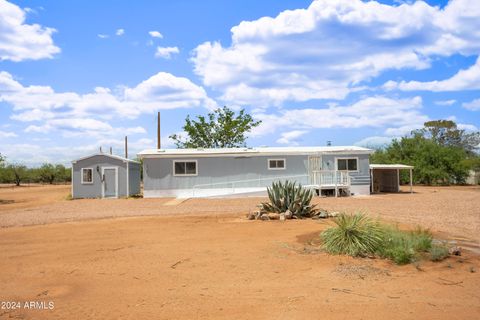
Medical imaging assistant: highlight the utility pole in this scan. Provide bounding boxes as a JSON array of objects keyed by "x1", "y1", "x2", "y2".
[
  {"x1": 157, "y1": 111, "x2": 161, "y2": 149},
  {"x1": 125, "y1": 136, "x2": 128, "y2": 158}
]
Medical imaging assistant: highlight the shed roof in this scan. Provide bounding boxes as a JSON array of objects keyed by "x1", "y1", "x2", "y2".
[
  {"x1": 138, "y1": 146, "x2": 373, "y2": 158},
  {"x1": 370, "y1": 164, "x2": 414, "y2": 170},
  {"x1": 72, "y1": 153, "x2": 140, "y2": 164}
]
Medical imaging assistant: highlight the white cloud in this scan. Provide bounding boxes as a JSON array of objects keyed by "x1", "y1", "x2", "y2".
[
  {"x1": 0, "y1": 71, "x2": 216, "y2": 136},
  {"x1": 354, "y1": 136, "x2": 394, "y2": 148},
  {"x1": 0, "y1": 137, "x2": 158, "y2": 165},
  {"x1": 276, "y1": 130, "x2": 308, "y2": 145},
  {"x1": 0, "y1": 130, "x2": 17, "y2": 138},
  {"x1": 384, "y1": 125, "x2": 421, "y2": 136},
  {"x1": 149, "y1": 31, "x2": 163, "y2": 38},
  {"x1": 384, "y1": 57, "x2": 480, "y2": 92},
  {"x1": 116, "y1": 28, "x2": 124, "y2": 36},
  {"x1": 0, "y1": 0, "x2": 60, "y2": 61},
  {"x1": 252, "y1": 96, "x2": 427, "y2": 137},
  {"x1": 435, "y1": 99, "x2": 456, "y2": 106},
  {"x1": 155, "y1": 46, "x2": 179, "y2": 59},
  {"x1": 97, "y1": 34, "x2": 109, "y2": 39},
  {"x1": 458, "y1": 123, "x2": 478, "y2": 131},
  {"x1": 192, "y1": 0, "x2": 480, "y2": 106},
  {"x1": 462, "y1": 98, "x2": 480, "y2": 111}
]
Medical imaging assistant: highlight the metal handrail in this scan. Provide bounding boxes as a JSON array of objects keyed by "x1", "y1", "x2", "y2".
[
  {"x1": 192, "y1": 174, "x2": 309, "y2": 196},
  {"x1": 191, "y1": 171, "x2": 360, "y2": 197}
]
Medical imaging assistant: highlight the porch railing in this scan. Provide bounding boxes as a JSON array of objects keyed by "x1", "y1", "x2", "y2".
[{"x1": 310, "y1": 170, "x2": 351, "y2": 187}]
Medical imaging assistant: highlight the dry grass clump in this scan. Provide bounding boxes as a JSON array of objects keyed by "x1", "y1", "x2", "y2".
[{"x1": 321, "y1": 213, "x2": 449, "y2": 265}]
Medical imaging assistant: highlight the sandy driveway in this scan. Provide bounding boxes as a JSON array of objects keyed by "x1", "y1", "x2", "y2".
[
  {"x1": 1, "y1": 185, "x2": 479, "y2": 243},
  {"x1": 1, "y1": 185, "x2": 479, "y2": 319}
]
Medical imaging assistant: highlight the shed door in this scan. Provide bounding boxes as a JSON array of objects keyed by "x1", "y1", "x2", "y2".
[{"x1": 103, "y1": 168, "x2": 117, "y2": 198}]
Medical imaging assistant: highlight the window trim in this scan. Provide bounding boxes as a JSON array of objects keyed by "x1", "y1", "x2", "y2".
[
  {"x1": 335, "y1": 157, "x2": 359, "y2": 172},
  {"x1": 81, "y1": 167, "x2": 94, "y2": 184},
  {"x1": 173, "y1": 160, "x2": 198, "y2": 176},
  {"x1": 268, "y1": 158, "x2": 286, "y2": 170}
]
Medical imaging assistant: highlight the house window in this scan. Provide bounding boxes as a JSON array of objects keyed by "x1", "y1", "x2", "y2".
[
  {"x1": 337, "y1": 158, "x2": 358, "y2": 171},
  {"x1": 173, "y1": 160, "x2": 198, "y2": 176},
  {"x1": 268, "y1": 159, "x2": 286, "y2": 170},
  {"x1": 81, "y1": 168, "x2": 93, "y2": 184}
]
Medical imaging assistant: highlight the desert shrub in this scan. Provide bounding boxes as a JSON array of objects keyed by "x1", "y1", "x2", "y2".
[
  {"x1": 377, "y1": 229, "x2": 415, "y2": 265},
  {"x1": 410, "y1": 227, "x2": 433, "y2": 252},
  {"x1": 321, "y1": 213, "x2": 384, "y2": 257},
  {"x1": 429, "y1": 245, "x2": 449, "y2": 261},
  {"x1": 321, "y1": 214, "x2": 435, "y2": 265},
  {"x1": 377, "y1": 226, "x2": 433, "y2": 265},
  {"x1": 261, "y1": 180, "x2": 317, "y2": 218}
]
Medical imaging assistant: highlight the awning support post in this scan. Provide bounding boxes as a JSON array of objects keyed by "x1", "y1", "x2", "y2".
[{"x1": 409, "y1": 168, "x2": 413, "y2": 194}]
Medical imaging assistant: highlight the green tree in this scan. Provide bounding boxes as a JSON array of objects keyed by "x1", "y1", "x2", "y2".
[
  {"x1": 169, "y1": 106, "x2": 261, "y2": 148},
  {"x1": 37, "y1": 164, "x2": 71, "y2": 184},
  {"x1": 414, "y1": 120, "x2": 480, "y2": 155},
  {"x1": 4, "y1": 164, "x2": 28, "y2": 186},
  {"x1": 56, "y1": 165, "x2": 72, "y2": 183},
  {"x1": 38, "y1": 163, "x2": 57, "y2": 184},
  {"x1": 0, "y1": 154, "x2": 5, "y2": 183},
  {"x1": 370, "y1": 134, "x2": 469, "y2": 185}
]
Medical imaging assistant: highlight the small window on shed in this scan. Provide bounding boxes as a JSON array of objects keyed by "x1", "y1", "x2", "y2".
[
  {"x1": 81, "y1": 168, "x2": 93, "y2": 184},
  {"x1": 268, "y1": 159, "x2": 286, "y2": 170},
  {"x1": 337, "y1": 158, "x2": 358, "y2": 171},
  {"x1": 173, "y1": 160, "x2": 197, "y2": 176}
]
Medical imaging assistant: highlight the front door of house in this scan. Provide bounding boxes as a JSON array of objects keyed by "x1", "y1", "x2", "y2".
[
  {"x1": 103, "y1": 168, "x2": 117, "y2": 198},
  {"x1": 308, "y1": 156, "x2": 322, "y2": 184}
]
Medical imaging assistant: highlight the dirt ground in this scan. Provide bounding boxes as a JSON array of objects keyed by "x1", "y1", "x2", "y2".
[
  {"x1": 0, "y1": 184, "x2": 69, "y2": 211},
  {"x1": 0, "y1": 185, "x2": 479, "y2": 319}
]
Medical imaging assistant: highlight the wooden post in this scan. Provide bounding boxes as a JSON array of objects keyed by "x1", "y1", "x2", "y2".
[
  {"x1": 409, "y1": 168, "x2": 413, "y2": 194},
  {"x1": 334, "y1": 171, "x2": 338, "y2": 197},
  {"x1": 370, "y1": 169, "x2": 373, "y2": 194},
  {"x1": 109, "y1": 147, "x2": 112, "y2": 155},
  {"x1": 397, "y1": 169, "x2": 400, "y2": 192},
  {"x1": 157, "y1": 111, "x2": 161, "y2": 149},
  {"x1": 125, "y1": 136, "x2": 128, "y2": 158}
]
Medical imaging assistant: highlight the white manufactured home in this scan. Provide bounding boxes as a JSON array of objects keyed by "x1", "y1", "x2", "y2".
[{"x1": 138, "y1": 146, "x2": 374, "y2": 198}]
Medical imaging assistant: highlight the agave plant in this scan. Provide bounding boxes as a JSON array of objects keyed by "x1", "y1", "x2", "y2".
[{"x1": 261, "y1": 180, "x2": 317, "y2": 218}]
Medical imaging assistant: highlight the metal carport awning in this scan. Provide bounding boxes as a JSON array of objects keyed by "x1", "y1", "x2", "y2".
[{"x1": 369, "y1": 164, "x2": 414, "y2": 194}]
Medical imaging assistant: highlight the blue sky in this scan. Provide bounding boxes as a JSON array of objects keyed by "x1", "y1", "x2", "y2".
[{"x1": 0, "y1": 0, "x2": 479, "y2": 165}]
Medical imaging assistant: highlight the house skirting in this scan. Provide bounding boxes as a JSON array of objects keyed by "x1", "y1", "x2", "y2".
[
  {"x1": 350, "y1": 185, "x2": 370, "y2": 196},
  {"x1": 144, "y1": 184, "x2": 371, "y2": 198}
]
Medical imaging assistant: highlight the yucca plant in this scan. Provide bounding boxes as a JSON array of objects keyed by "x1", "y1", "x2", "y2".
[
  {"x1": 321, "y1": 213, "x2": 384, "y2": 257},
  {"x1": 260, "y1": 180, "x2": 317, "y2": 218}
]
